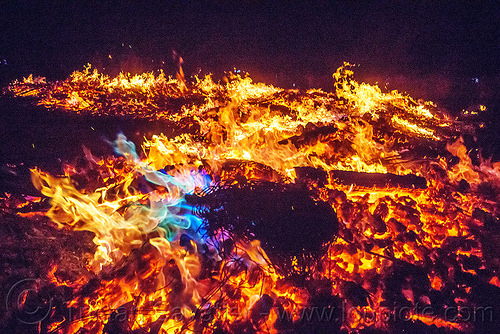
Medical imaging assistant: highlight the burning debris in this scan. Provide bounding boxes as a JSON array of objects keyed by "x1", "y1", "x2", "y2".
[{"x1": 1, "y1": 63, "x2": 500, "y2": 333}]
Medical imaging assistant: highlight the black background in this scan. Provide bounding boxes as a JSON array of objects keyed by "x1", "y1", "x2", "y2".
[
  {"x1": 0, "y1": 0, "x2": 499, "y2": 192},
  {"x1": 1, "y1": 1, "x2": 499, "y2": 104}
]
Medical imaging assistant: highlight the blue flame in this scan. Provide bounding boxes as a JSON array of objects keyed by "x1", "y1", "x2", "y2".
[{"x1": 113, "y1": 134, "x2": 211, "y2": 242}]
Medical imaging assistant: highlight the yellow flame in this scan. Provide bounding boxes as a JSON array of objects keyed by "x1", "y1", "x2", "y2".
[{"x1": 10, "y1": 63, "x2": 499, "y2": 332}]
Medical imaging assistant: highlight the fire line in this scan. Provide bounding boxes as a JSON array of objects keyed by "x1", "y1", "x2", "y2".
[{"x1": 2, "y1": 63, "x2": 500, "y2": 333}]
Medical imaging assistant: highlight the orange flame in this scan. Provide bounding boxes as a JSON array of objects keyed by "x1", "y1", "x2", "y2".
[{"x1": 8, "y1": 63, "x2": 499, "y2": 333}]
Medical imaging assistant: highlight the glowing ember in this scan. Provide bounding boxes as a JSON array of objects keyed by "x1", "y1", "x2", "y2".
[{"x1": 3, "y1": 63, "x2": 500, "y2": 333}]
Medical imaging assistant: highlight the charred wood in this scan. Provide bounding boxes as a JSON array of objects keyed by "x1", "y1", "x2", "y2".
[
  {"x1": 329, "y1": 170, "x2": 427, "y2": 189},
  {"x1": 278, "y1": 123, "x2": 338, "y2": 148}
]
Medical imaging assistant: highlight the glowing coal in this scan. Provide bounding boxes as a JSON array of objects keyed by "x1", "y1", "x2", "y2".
[{"x1": 3, "y1": 63, "x2": 500, "y2": 333}]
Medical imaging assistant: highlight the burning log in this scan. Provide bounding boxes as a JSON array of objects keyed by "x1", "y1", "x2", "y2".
[
  {"x1": 210, "y1": 159, "x2": 287, "y2": 184},
  {"x1": 278, "y1": 123, "x2": 338, "y2": 148},
  {"x1": 294, "y1": 166, "x2": 329, "y2": 186},
  {"x1": 328, "y1": 169, "x2": 427, "y2": 189},
  {"x1": 295, "y1": 166, "x2": 427, "y2": 189}
]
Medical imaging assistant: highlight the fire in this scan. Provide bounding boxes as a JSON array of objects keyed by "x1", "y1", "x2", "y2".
[{"x1": 5, "y1": 63, "x2": 500, "y2": 333}]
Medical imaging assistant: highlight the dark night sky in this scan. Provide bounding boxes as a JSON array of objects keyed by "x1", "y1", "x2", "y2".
[{"x1": 0, "y1": 1, "x2": 499, "y2": 109}]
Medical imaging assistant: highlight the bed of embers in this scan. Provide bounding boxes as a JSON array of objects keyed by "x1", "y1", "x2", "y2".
[{"x1": 1, "y1": 63, "x2": 500, "y2": 333}]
